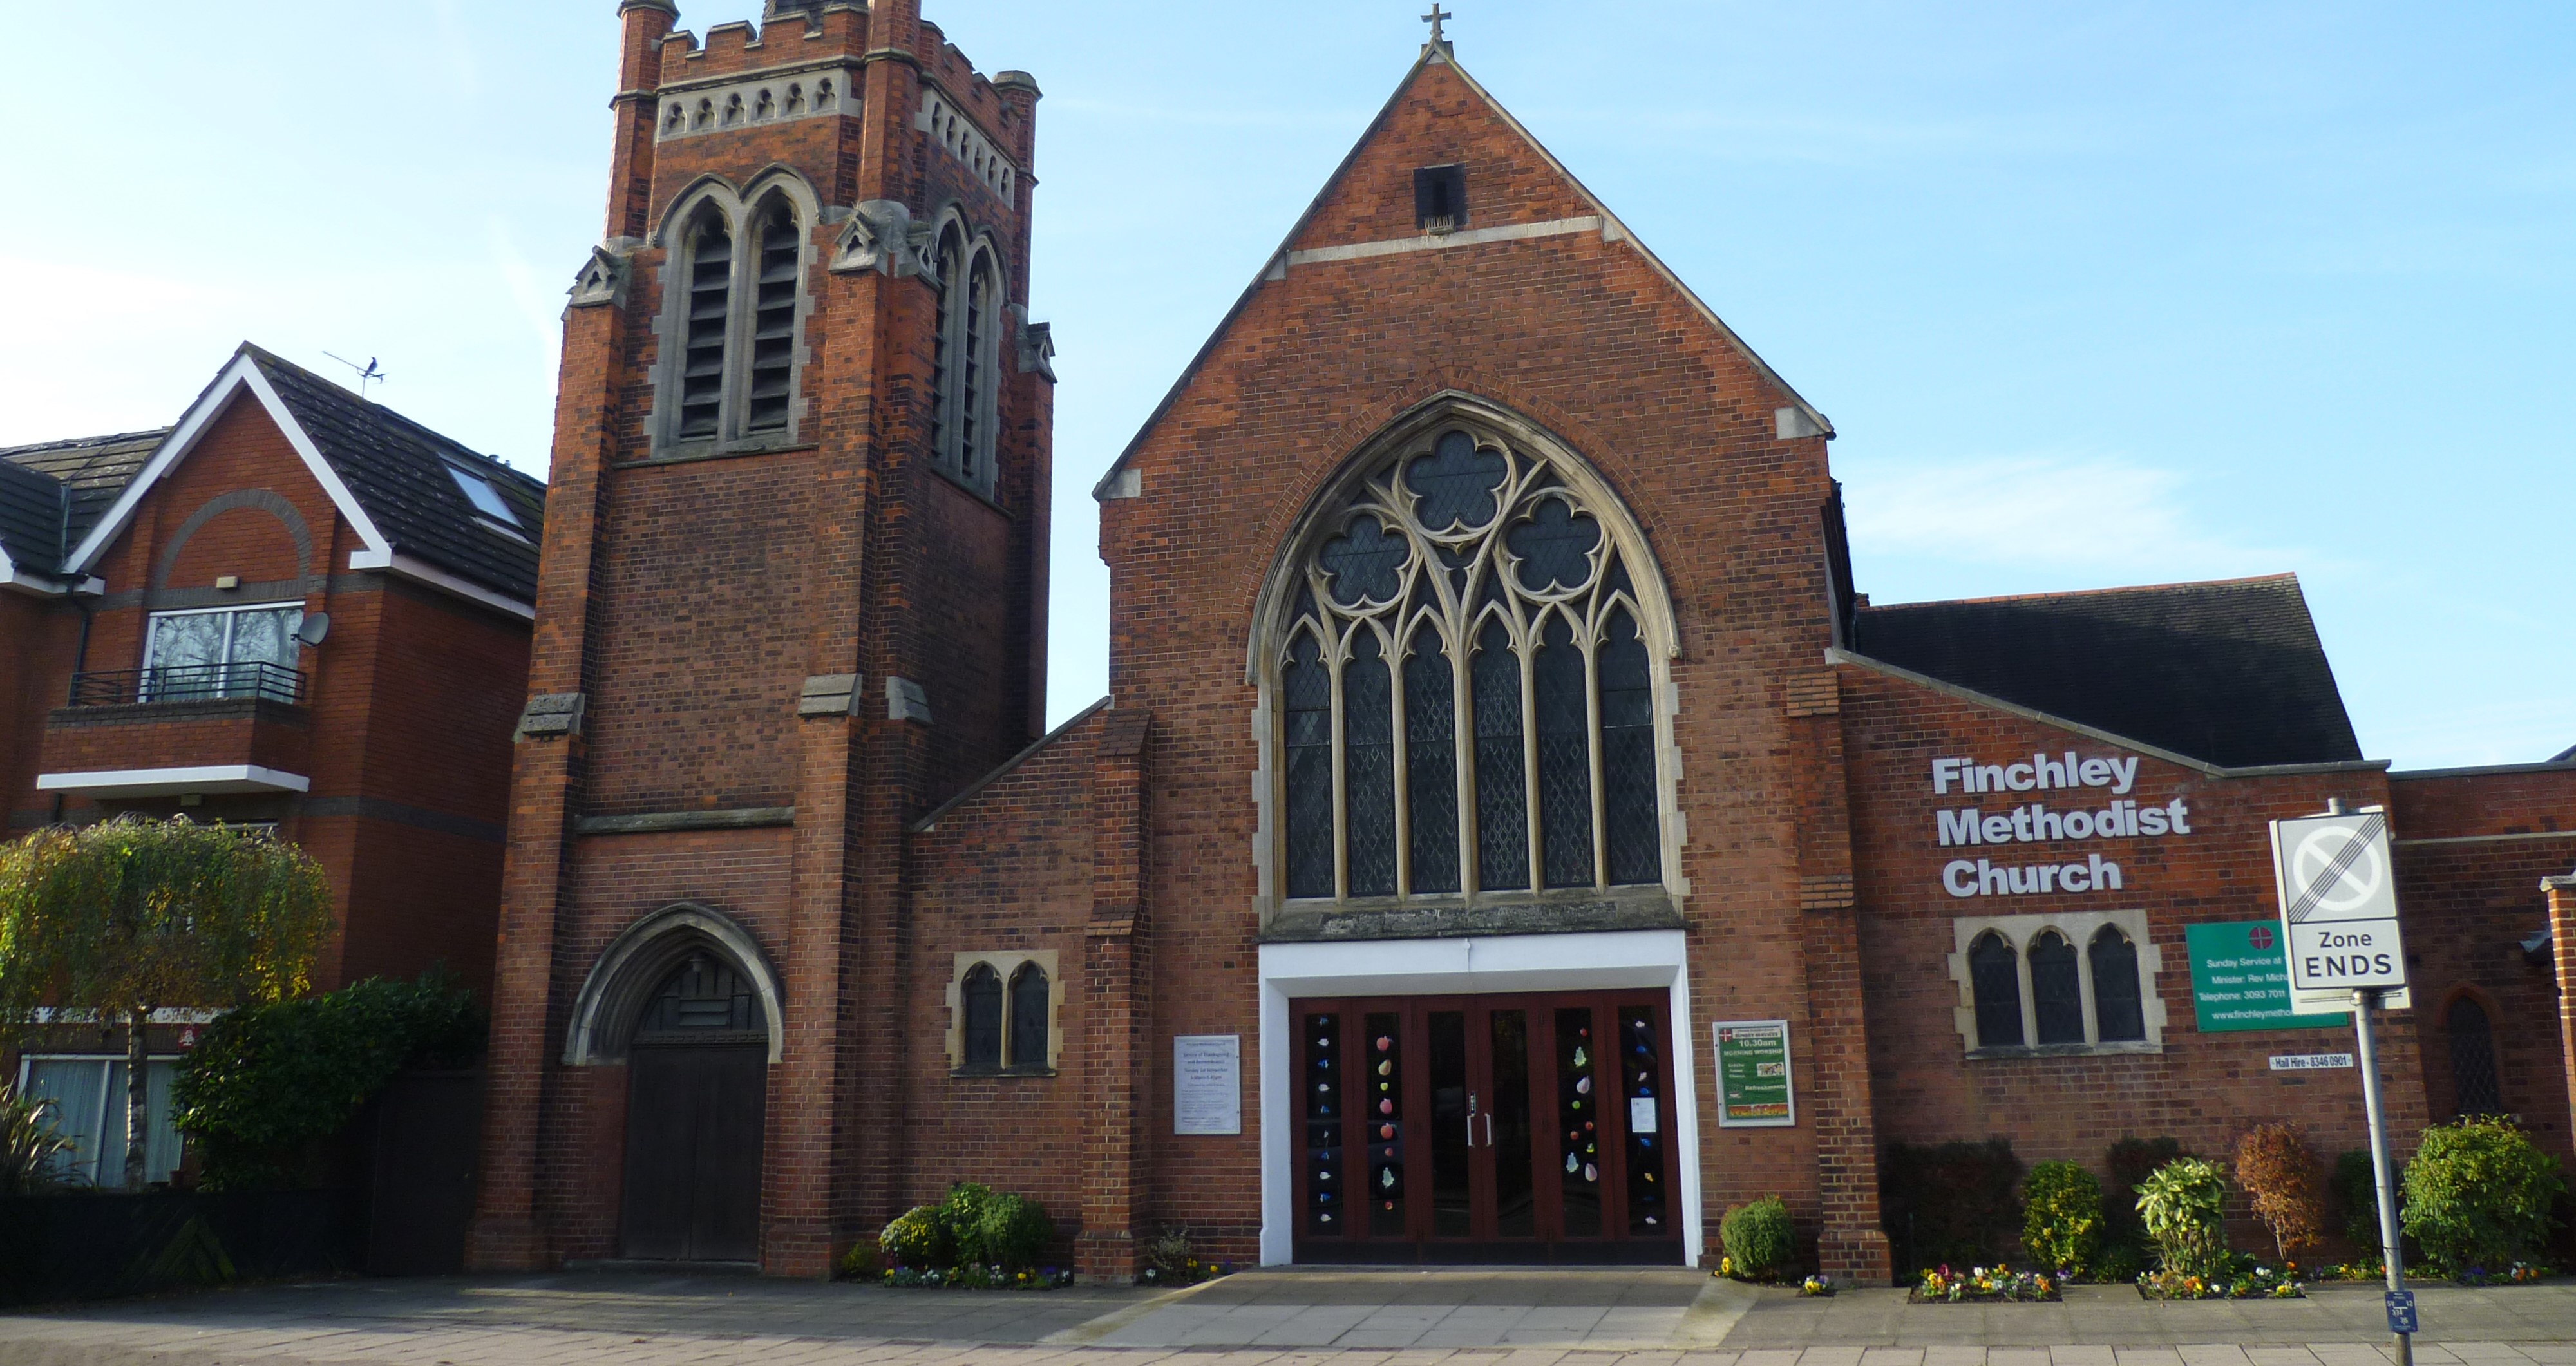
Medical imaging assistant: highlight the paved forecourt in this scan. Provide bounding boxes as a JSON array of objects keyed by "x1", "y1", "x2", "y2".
[{"x1": 5, "y1": 1272, "x2": 2576, "y2": 1365}]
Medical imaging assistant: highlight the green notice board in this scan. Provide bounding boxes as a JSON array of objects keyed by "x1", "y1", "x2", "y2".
[
  {"x1": 2185, "y1": 921, "x2": 2348, "y2": 1032},
  {"x1": 1712, "y1": 1020, "x2": 1795, "y2": 1127}
]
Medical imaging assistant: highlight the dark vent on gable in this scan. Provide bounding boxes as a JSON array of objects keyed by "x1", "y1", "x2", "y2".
[{"x1": 1414, "y1": 164, "x2": 1467, "y2": 233}]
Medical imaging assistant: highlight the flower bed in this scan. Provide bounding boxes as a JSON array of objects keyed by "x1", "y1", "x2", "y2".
[
  {"x1": 2452, "y1": 1262, "x2": 2550, "y2": 1286},
  {"x1": 2136, "y1": 1264, "x2": 2302, "y2": 1300},
  {"x1": 881, "y1": 1264, "x2": 1075, "y2": 1290},
  {"x1": 1138, "y1": 1257, "x2": 1229, "y2": 1287},
  {"x1": 1911, "y1": 1265, "x2": 2060, "y2": 1302}
]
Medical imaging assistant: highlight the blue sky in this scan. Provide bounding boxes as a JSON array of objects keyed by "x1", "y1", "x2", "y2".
[{"x1": 2, "y1": 2, "x2": 2566, "y2": 768}]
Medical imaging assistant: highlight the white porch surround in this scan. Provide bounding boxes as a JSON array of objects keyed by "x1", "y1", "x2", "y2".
[{"x1": 1255, "y1": 928, "x2": 1701, "y2": 1267}]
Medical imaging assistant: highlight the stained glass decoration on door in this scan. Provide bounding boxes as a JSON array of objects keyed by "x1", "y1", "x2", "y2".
[
  {"x1": 1367, "y1": 1012, "x2": 1407, "y2": 1237},
  {"x1": 1554, "y1": 1007, "x2": 1602, "y2": 1237},
  {"x1": 1273, "y1": 423, "x2": 1667, "y2": 904},
  {"x1": 1618, "y1": 1007, "x2": 1666, "y2": 1235},
  {"x1": 1303, "y1": 1012, "x2": 1344, "y2": 1235}
]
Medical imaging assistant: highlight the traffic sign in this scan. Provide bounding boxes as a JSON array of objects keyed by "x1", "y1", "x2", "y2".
[
  {"x1": 2271, "y1": 810, "x2": 2410, "y2": 1009},
  {"x1": 2385, "y1": 1289, "x2": 2418, "y2": 1334}
]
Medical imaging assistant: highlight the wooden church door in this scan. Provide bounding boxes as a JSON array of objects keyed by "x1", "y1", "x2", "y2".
[{"x1": 620, "y1": 954, "x2": 769, "y2": 1262}]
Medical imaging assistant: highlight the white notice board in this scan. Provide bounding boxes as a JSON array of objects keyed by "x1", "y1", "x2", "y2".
[{"x1": 1173, "y1": 1034, "x2": 1242, "y2": 1135}]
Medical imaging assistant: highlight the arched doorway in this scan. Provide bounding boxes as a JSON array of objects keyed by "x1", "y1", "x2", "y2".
[{"x1": 618, "y1": 951, "x2": 768, "y2": 1262}]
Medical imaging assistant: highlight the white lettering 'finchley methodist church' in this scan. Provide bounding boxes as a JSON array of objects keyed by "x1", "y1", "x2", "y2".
[{"x1": 1932, "y1": 752, "x2": 2195, "y2": 899}]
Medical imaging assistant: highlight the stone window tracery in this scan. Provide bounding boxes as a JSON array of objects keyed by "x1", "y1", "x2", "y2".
[
  {"x1": 1951, "y1": 911, "x2": 2164, "y2": 1056},
  {"x1": 658, "y1": 187, "x2": 811, "y2": 450},
  {"x1": 1269, "y1": 424, "x2": 1667, "y2": 905},
  {"x1": 946, "y1": 951, "x2": 1060, "y2": 1076}
]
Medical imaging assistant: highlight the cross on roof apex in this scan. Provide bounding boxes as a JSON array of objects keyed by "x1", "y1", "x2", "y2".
[{"x1": 1422, "y1": 4, "x2": 1452, "y2": 50}]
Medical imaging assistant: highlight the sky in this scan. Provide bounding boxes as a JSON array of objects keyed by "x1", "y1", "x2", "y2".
[{"x1": 1, "y1": 1, "x2": 2567, "y2": 770}]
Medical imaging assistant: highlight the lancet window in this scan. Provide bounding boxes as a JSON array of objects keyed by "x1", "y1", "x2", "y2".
[
  {"x1": 929, "y1": 220, "x2": 1002, "y2": 495},
  {"x1": 1273, "y1": 425, "x2": 1665, "y2": 903}
]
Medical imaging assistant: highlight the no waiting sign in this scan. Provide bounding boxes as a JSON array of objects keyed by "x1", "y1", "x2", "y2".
[{"x1": 2270, "y1": 809, "x2": 2410, "y2": 1010}]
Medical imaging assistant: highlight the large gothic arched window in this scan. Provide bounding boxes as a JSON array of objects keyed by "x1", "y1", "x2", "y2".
[
  {"x1": 1270, "y1": 422, "x2": 1667, "y2": 904},
  {"x1": 658, "y1": 179, "x2": 811, "y2": 448}
]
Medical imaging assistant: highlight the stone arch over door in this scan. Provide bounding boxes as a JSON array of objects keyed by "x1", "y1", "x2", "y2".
[{"x1": 564, "y1": 903, "x2": 781, "y2": 1264}]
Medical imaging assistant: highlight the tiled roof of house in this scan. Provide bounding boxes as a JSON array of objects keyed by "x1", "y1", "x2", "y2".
[
  {"x1": 242, "y1": 346, "x2": 546, "y2": 604},
  {"x1": 1, "y1": 430, "x2": 168, "y2": 574},
  {"x1": 0, "y1": 455, "x2": 68, "y2": 574},
  {"x1": 1853, "y1": 573, "x2": 2364, "y2": 769}
]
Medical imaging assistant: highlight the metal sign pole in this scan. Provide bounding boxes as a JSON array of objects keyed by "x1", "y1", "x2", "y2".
[{"x1": 2352, "y1": 987, "x2": 2412, "y2": 1366}]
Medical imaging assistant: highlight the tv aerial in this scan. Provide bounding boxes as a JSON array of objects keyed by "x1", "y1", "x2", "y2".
[{"x1": 323, "y1": 352, "x2": 386, "y2": 399}]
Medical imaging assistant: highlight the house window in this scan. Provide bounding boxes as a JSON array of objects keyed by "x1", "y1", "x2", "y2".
[
  {"x1": 142, "y1": 603, "x2": 303, "y2": 703},
  {"x1": 447, "y1": 464, "x2": 521, "y2": 526},
  {"x1": 15, "y1": 1056, "x2": 184, "y2": 1188},
  {"x1": 1950, "y1": 910, "x2": 2165, "y2": 1056},
  {"x1": 1268, "y1": 425, "x2": 1667, "y2": 905},
  {"x1": 2447, "y1": 995, "x2": 2504, "y2": 1117},
  {"x1": 663, "y1": 194, "x2": 807, "y2": 447},
  {"x1": 948, "y1": 951, "x2": 1060, "y2": 1076},
  {"x1": 928, "y1": 221, "x2": 1001, "y2": 495}
]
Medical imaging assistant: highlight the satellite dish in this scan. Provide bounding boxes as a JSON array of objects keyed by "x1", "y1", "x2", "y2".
[{"x1": 294, "y1": 612, "x2": 330, "y2": 649}]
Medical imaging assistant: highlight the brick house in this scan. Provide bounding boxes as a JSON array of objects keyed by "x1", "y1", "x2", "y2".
[
  {"x1": 1, "y1": 344, "x2": 544, "y2": 1186},
  {"x1": 469, "y1": 0, "x2": 2573, "y2": 1282}
]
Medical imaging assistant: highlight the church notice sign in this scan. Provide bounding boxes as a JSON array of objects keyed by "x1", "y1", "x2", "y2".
[
  {"x1": 1172, "y1": 1034, "x2": 1242, "y2": 1135},
  {"x1": 1712, "y1": 1020, "x2": 1795, "y2": 1128},
  {"x1": 2184, "y1": 921, "x2": 2347, "y2": 1032}
]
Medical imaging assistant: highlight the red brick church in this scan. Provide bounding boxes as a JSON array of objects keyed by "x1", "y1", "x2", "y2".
[{"x1": 469, "y1": 0, "x2": 2576, "y2": 1282}]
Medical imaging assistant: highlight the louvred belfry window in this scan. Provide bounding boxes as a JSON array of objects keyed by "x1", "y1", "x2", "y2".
[
  {"x1": 744, "y1": 207, "x2": 801, "y2": 433},
  {"x1": 677, "y1": 214, "x2": 732, "y2": 439},
  {"x1": 1274, "y1": 425, "x2": 1666, "y2": 902}
]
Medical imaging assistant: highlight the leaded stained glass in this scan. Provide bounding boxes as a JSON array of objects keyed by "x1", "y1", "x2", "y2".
[
  {"x1": 961, "y1": 964, "x2": 1003, "y2": 1068},
  {"x1": 1598, "y1": 611, "x2": 1659, "y2": 886},
  {"x1": 2030, "y1": 932, "x2": 2083, "y2": 1044},
  {"x1": 1283, "y1": 634, "x2": 1334, "y2": 899},
  {"x1": 1272, "y1": 422, "x2": 1667, "y2": 904},
  {"x1": 2089, "y1": 929, "x2": 2145, "y2": 1043},
  {"x1": 1343, "y1": 631, "x2": 1397, "y2": 896},
  {"x1": 1007, "y1": 963, "x2": 1050, "y2": 1069},
  {"x1": 1472, "y1": 618, "x2": 1530, "y2": 892},
  {"x1": 1403, "y1": 627, "x2": 1461, "y2": 895},
  {"x1": 1970, "y1": 934, "x2": 2023, "y2": 1048},
  {"x1": 1533, "y1": 614, "x2": 1593, "y2": 889}
]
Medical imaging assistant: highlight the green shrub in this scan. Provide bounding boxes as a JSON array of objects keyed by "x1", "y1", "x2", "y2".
[
  {"x1": 2136, "y1": 1157, "x2": 2231, "y2": 1278},
  {"x1": 2022, "y1": 1162, "x2": 2105, "y2": 1276},
  {"x1": 838, "y1": 1240, "x2": 882, "y2": 1281},
  {"x1": 967, "y1": 1191, "x2": 1055, "y2": 1271},
  {"x1": 2333, "y1": 1149, "x2": 2390, "y2": 1250},
  {"x1": 880, "y1": 1205, "x2": 951, "y2": 1269},
  {"x1": 171, "y1": 971, "x2": 484, "y2": 1190},
  {"x1": 1721, "y1": 1197, "x2": 1797, "y2": 1280},
  {"x1": 2401, "y1": 1117, "x2": 2565, "y2": 1275},
  {"x1": 1880, "y1": 1139, "x2": 2023, "y2": 1272}
]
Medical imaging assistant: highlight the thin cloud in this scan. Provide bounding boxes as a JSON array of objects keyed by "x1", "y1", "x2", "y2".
[{"x1": 1835, "y1": 450, "x2": 2308, "y2": 582}]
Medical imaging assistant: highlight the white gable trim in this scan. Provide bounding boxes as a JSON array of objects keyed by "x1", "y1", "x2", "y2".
[
  {"x1": 64, "y1": 354, "x2": 393, "y2": 578},
  {"x1": 345, "y1": 549, "x2": 536, "y2": 620}
]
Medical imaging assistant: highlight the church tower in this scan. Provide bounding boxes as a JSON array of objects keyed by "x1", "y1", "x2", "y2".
[{"x1": 470, "y1": 0, "x2": 1051, "y2": 1276}]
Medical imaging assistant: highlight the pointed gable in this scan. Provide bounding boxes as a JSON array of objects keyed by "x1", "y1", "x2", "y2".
[{"x1": 1095, "y1": 46, "x2": 1828, "y2": 500}]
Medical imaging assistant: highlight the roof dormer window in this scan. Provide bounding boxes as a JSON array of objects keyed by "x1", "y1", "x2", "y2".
[{"x1": 448, "y1": 465, "x2": 520, "y2": 526}]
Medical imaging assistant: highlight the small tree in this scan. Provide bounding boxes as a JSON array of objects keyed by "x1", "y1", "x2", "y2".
[
  {"x1": 2235, "y1": 1123, "x2": 2327, "y2": 1265},
  {"x1": 0, "y1": 818, "x2": 332, "y2": 1188},
  {"x1": 2136, "y1": 1157, "x2": 2231, "y2": 1278}
]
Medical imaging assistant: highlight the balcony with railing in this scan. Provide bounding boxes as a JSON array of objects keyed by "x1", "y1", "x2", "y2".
[
  {"x1": 37, "y1": 662, "x2": 314, "y2": 799},
  {"x1": 66, "y1": 661, "x2": 305, "y2": 708}
]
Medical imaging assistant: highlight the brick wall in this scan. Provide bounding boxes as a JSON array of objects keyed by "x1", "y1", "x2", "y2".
[{"x1": 1839, "y1": 661, "x2": 2430, "y2": 1204}]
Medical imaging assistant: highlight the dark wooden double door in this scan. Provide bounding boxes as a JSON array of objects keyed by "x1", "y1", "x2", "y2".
[
  {"x1": 1294, "y1": 991, "x2": 1681, "y2": 1264},
  {"x1": 620, "y1": 1041, "x2": 766, "y2": 1262}
]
